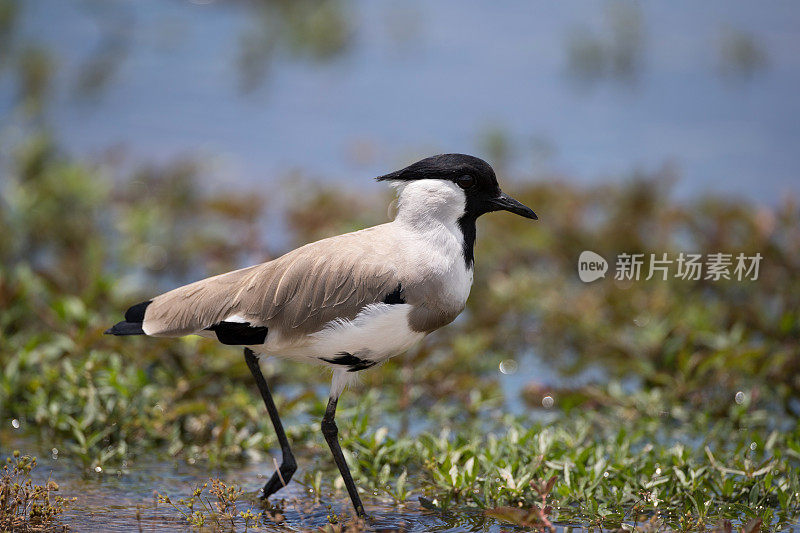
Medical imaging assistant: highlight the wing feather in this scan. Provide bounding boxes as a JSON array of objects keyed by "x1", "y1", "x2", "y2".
[{"x1": 142, "y1": 226, "x2": 402, "y2": 342}]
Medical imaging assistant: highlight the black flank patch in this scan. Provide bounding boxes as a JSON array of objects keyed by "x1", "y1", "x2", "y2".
[
  {"x1": 125, "y1": 300, "x2": 152, "y2": 322},
  {"x1": 206, "y1": 321, "x2": 268, "y2": 345},
  {"x1": 320, "y1": 352, "x2": 378, "y2": 372},
  {"x1": 383, "y1": 283, "x2": 405, "y2": 304}
]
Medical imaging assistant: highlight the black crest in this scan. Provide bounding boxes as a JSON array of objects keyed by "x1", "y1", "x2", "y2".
[{"x1": 376, "y1": 153, "x2": 499, "y2": 193}]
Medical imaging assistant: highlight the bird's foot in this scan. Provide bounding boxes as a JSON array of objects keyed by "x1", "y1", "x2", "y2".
[{"x1": 259, "y1": 462, "x2": 297, "y2": 500}]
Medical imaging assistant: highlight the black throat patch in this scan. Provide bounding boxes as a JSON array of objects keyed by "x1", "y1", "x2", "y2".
[{"x1": 457, "y1": 214, "x2": 477, "y2": 268}]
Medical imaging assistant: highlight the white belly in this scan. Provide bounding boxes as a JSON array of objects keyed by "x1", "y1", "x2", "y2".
[
  {"x1": 259, "y1": 303, "x2": 424, "y2": 398},
  {"x1": 311, "y1": 303, "x2": 425, "y2": 360},
  {"x1": 263, "y1": 303, "x2": 425, "y2": 364}
]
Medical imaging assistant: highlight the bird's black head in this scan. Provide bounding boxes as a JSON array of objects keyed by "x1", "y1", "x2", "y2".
[{"x1": 376, "y1": 153, "x2": 538, "y2": 222}]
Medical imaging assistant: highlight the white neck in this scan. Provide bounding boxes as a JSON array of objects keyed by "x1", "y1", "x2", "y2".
[{"x1": 392, "y1": 179, "x2": 465, "y2": 232}]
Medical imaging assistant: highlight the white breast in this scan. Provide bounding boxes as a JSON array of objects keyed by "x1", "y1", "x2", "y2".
[{"x1": 395, "y1": 187, "x2": 474, "y2": 313}]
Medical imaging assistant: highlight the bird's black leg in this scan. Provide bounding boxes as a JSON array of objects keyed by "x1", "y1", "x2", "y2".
[
  {"x1": 243, "y1": 348, "x2": 297, "y2": 499},
  {"x1": 321, "y1": 396, "x2": 366, "y2": 517}
]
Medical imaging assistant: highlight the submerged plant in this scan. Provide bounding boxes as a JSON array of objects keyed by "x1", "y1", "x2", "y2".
[
  {"x1": 483, "y1": 475, "x2": 557, "y2": 531},
  {"x1": 156, "y1": 478, "x2": 260, "y2": 531},
  {"x1": 0, "y1": 451, "x2": 71, "y2": 532}
]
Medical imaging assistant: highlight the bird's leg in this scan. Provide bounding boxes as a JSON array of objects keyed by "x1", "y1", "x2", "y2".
[
  {"x1": 243, "y1": 348, "x2": 297, "y2": 499},
  {"x1": 321, "y1": 396, "x2": 366, "y2": 517}
]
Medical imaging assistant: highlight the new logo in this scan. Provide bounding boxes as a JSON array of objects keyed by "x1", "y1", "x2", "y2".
[{"x1": 578, "y1": 250, "x2": 608, "y2": 282}]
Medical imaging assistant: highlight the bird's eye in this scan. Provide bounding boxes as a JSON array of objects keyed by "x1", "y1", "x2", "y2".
[{"x1": 456, "y1": 175, "x2": 475, "y2": 189}]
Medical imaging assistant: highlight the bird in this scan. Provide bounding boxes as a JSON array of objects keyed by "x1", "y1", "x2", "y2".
[{"x1": 105, "y1": 153, "x2": 537, "y2": 517}]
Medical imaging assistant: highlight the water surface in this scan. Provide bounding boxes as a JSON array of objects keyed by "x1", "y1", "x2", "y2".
[{"x1": 5, "y1": 1, "x2": 800, "y2": 202}]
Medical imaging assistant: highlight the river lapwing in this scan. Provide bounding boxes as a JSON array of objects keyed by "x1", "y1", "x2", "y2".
[{"x1": 106, "y1": 153, "x2": 537, "y2": 516}]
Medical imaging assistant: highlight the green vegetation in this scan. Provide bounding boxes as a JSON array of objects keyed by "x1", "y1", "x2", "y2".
[{"x1": 1, "y1": 132, "x2": 798, "y2": 530}]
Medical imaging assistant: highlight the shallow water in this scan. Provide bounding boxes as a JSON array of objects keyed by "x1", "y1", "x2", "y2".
[
  {"x1": 10, "y1": 446, "x2": 535, "y2": 532},
  {"x1": 6, "y1": 441, "x2": 799, "y2": 531}
]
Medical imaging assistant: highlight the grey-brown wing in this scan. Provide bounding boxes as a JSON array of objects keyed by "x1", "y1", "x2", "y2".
[
  {"x1": 248, "y1": 235, "x2": 400, "y2": 335},
  {"x1": 142, "y1": 228, "x2": 402, "y2": 341}
]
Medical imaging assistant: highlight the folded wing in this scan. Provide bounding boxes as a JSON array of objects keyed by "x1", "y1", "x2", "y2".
[{"x1": 139, "y1": 228, "x2": 402, "y2": 344}]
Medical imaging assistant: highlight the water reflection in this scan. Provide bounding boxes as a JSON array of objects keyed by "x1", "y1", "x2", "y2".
[
  {"x1": 565, "y1": 0, "x2": 645, "y2": 87},
  {"x1": 718, "y1": 26, "x2": 769, "y2": 80},
  {"x1": 498, "y1": 358, "x2": 517, "y2": 375},
  {"x1": 237, "y1": 0, "x2": 353, "y2": 93}
]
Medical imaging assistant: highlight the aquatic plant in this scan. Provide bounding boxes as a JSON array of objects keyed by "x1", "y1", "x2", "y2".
[
  {"x1": 157, "y1": 479, "x2": 261, "y2": 531},
  {"x1": 0, "y1": 451, "x2": 71, "y2": 532}
]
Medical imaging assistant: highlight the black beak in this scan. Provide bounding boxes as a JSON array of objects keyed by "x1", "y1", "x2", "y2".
[{"x1": 487, "y1": 192, "x2": 538, "y2": 220}]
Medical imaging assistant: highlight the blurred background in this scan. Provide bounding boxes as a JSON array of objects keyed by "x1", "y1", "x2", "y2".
[
  {"x1": 1, "y1": 1, "x2": 799, "y2": 530},
  {"x1": 3, "y1": 0, "x2": 799, "y2": 203}
]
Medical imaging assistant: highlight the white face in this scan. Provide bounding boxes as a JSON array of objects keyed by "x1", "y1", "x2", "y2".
[{"x1": 393, "y1": 179, "x2": 467, "y2": 225}]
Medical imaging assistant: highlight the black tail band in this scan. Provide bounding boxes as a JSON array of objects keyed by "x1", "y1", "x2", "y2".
[{"x1": 105, "y1": 321, "x2": 145, "y2": 336}]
